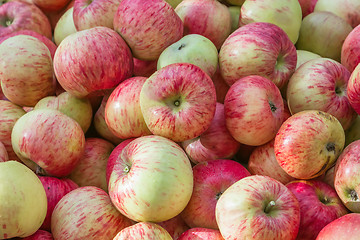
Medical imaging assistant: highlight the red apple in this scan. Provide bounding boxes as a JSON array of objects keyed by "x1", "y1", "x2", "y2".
[
  {"x1": 0, "y1": 141, "x2": 8, "y2": 162},
  {"x1": 211, "y1": 66, "x2": 230, "y2": 104},
  {"x1": 178, "y1": 228, "x2": 224, "y2": 240},
  {"x1": 341, "y1": 24, "x2": 360, "y2": 73},
  {"x1": 113, "y1": 222, "x2": 172, "y2": 240},
  {"x1": 33, "y1": 0, "x2": 70, "y2": 12},
  {"x1": 21, "y1": 230, "x2": 53, "y2": 240},
  {"x1": 316, "y1": 213, "x2": 360, "y2": 240},
  {"x1": 298, "y1": 0, "x2": 318, "y2": 18},
  {"x1": 347, "y1": 61, "x2": 360, "y2": 115},
  {"x1": 157, "y1": 214, "x2": 190, "y2": 240},
  {"x1": 133, "y1": 58, "x2": 158, "y2": 78}
]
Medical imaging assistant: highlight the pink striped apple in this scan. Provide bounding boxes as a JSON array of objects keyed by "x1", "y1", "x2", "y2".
[
  {"x1": 157, "y1": 214, "x2": 190, "y2": 240},
  {"x1": 316, "y1": 213, "x2": 360, "y2": 240},
  {"x1": 341, "y1": 24, "x2": 360, "y2": 72},
  {"x1": 113, "y1": 222, "x2": 172, "y2": 240},
  {"x1": 21, "y1": 230, "x2": 53, "y2": 240},
  {"x1": 0, "y1": 141, "x2": 8, "y2": 162},
  {"x1": 178, "y1": 228, "x2": 224, "y2": 240},
  {"x1": 347, "y1": 62, "x2": 360, "y2": 115}
]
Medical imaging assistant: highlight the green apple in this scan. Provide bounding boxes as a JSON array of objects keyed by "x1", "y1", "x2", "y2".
[
  {"x1": 296, "y1": 50, "x2": 321, "y2": 69},
  {"x1": 228, "y1": 6, "x2": 241, "y2": 33},
  {"x1": 54, "y1": 7, "x2": 77, "y2": 46},
  {"x1": 157, "y1": 34, "x2": 218, "y2": 77},
  {"x1": 165, "y1": 0, "x2": 182, "y2": 8},
  {"x1": 0, "y1": 161, "x2": 47, "y2": 239}
]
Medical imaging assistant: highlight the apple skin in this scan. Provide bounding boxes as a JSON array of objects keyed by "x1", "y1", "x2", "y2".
[
  {"x1": 0, "y1": 161, "x2": 47, "y2": 239},
  {"x1": 68, "y1": 138, "x2": 114, "y2": 192},
  {"x1": 345, "y1": 115, "x2": 360, "y2": 147},
  {"x1": 219, "y1": 22, "x2": 297, "y2": 89},
  {"x1": 298, "y1": 0, "x2": 318, "y2": 18},
  {"x1": 157, "y1": 34, "x2": 219, "y2": 78},
  {"x1": 177, "y1": 228, "x2": 224, "y2": 240},
  {"x1": 334, "y1": 140, "x2": 360, "y2": 213},
  {"x1": 295, "y1": 11, "x2": 353, "y2": 62},
  {"x1": 21, "y1": 230, "x2": 53, "y2": 240},
  {"x1": 224, "y1": 75, "x2": 284, "y2": 146},
  {"x1": 105, "y1": 76, "x2": 152, "y2": 139},
  {"x1": 113, "y1": 222, "x2": 172, "y2": 240},
  {"x1": 341, "y1": 25, "x2": 360, "y2": 73},
  {"x1": 33, "y1": 0, "x2": 70, "y2": 12},
  {"x1": 175, "y1": 0, "x2": 231, "y2": 50},
  {"x1": 114, "y1": 0, "x2": 183, "y2": 61},
  {"x1": 316, "y1": 213, "x2": 360, "y2": 240},
  {"x1": 73, "y1": 0, "x2": 122, "y2": 30},
  {"x1": 215, "y1": 175, "x2": 300, "y2": 240},
  {"x1": 140, "y1": 63, "x2": 216, "y2": 143},
  {"x1": 248, "y1": 139, "x2": 295, "y2": 185},
  {"x1": 286, "y1": 58, "x2": 356, "y2": 131},
  {"x1": 53, "y1": 26, "x2": 133, "y2": 98},
  {"x1": 228, "y1": 6, "x2": 241, "y2": 33},
  {"x1": 38, "y1": 176, "x2": 78, "y2": 232},
  {"x1": 133, "y1": 58, "x2": 158, "y2": 78},
  {"x1": 34, "y1": 91, "x2": 93, "y2": 133},
  {"x1": 274, "y1": 110, "x2": 345, "y2": 179},
  {"x1": 0, "y1": 141, "x2": 8, "y2": 162},
  {"x1": 108, "y1": 135, "x2": 194, "y2": 223},
  {"x1": 181, "y1": 103, "x2": 241, "y2": 164},
  {"x1": 51, "y1": 186, "x2": 133, "y2": 240},
  {"x1": 286, "y1": 180, "x2": 348, "y2": 240},
  {"x1": 346, "y1": 59, "x2": 360, "y2": 115},
  {"x1": 181, "y1": 159, "x2": 251, "y2": 229},
  {"x1": 0, "y1": 35, "x2": 56, "y2": 107},
  {"x1": 314, "y1": 0, "x2": 360, "y2": 28},
  {"x1": 0, "y1": 1, "x2": 52, "y2": 39},
  {"x1": 54, "y1": 7, "x2": 77, "y2": 46},
  {"x1": 11, "y1": 109, "x2": 86, "y2": 177},
  {"x1": 0, "y1": 100, "x2": 26, "y2": 162},
  {"x1": 239, "y1": 0, "x2": 302, "y2": 44},
  {"x1": 295, "y1": 50, "x2": 321, "y2": 69},
  {"x1": 157, "y1": 214, "x2": 190, "y2": 240},
  {"x1": 211, "y1": 66, "x2": 230, "y2": 104}
]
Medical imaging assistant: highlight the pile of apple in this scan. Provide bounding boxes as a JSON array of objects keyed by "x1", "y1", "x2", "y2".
[{"x1": 1, "y1": 0, "x2": 360, "y2": 239}]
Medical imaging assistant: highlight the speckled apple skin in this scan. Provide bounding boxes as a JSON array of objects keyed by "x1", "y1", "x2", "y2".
[
  {"x1": 105, "y1": 76, "x2": 152, "y2": 139},
  {"x1": 0, "y1": 35, "x2": 56, "y2": 107},
  {"x1": 316, "y1": 213, "x2": 360, "y2": 240},
  {"x1": 108, "y1": 135, "x2": 193, "y2": 223},
  {"x1": 113, "y1": 222, "x2": 172, "y2": 240},
  {"x1": 140, "y1": 63, "x2": 216, "y2": 143},
  {"x1": 341, "y1": 25, "x2": 360, "y2": 73},
  {"x1": 69, "y1": 138, "x2": 114, "y2": 191},
  {"x1": 0, "y1": 1, "x2": 52, "y2": 39},
  {"x1": 0, "y1": 100, "x2": 26, "y2": 161},
  {"x1": 287, "y1": 58, "x2": 356, "y2": 131},
  {"x1": 51, "y1": 186, "x2": 132, "y2": 240},
  {"x1": 274, "y1": 110, "x2": 345, "y2": 179},
  {"x1": 224, "y1": 75, "x2": 284, "y2": 146},
  {"x1": 11, "y1": 109, "x2": 86, "y2": 177},
  {"x1": 219, "y1": 22, "x2": 297, "y2": 89},
  {"x1": 53, "y1": 26, "x2": 133, "y2": 98},
  {"x1": 175, "y1": 0, "x2": 231, "y2": 50},
  {"x1": 73, "y1": 0, "x2": 122, "y2": 30},
  {"x1": 21, "y1": 230, "x2": 54, "y2": 240},
  {"x1": 347, "y1": 63, "x2": 360, "y2": 116},
  {"x1": 178, "y1": 228, "x2": 224, "y2": 240},
  {"x1": 113, "y1": 0, "x2": 183, "y2": 61},
  {"x1": 38, "y1": 176, "x2": 78, "y2": 232},
  {"x1": 181, "y1": 159, "x2": 251, "y2": 229},
  {"x1": 216, "y1": 175, "x2": 300, "y2": 240}
]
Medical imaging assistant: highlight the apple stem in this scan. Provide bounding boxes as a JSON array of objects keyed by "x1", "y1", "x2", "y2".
[
  {"x1": 35, "y1": 165, "x2": 46, "y2": 176},
  {"x1": 269, "y1": 101, "x2": 277, "y2": 112},
  {"x1": 264, "y1": 200, "x2": 276, "y2": 214},
  {"x1": 350, "y1": 190, "x2": 359, "y2": 201},
  {"x1": 123, "y1": 165, "x2": 130, "y2": 174}
]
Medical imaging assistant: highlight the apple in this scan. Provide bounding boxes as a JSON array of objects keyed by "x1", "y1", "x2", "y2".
[
  {"x1": 33, "y1": 0, "x2": 70, "y2": 12},
  {"x1": 175, "y1": 0, "x2": 231, "y2": 50},
  {"x1": 0, "y1": 141, "x2": 8, "y2": 162},
  {"x1": 73, "y1": 0, "x2": 122, "y2": 31},
  {"x1": 219, "y1": 22, "x2": 297, "y2": 89},
  {"x1": 105, "y1": 76, "x2": 152, "y2": 139},
  {"x1": 298, "y1": 0, "x2": 318, "y2": 18},
  {"x1": 345, "y1": 115, "x2": 360, "y2": 146},
  {"x1": 341, "y1": 24, "x2": 360, "y2": 73},
  {"x1": 286, "y1": 58, "x2": 356, "y2": 130},
  {"x1": 54, "y1": 7, "x2": 77, "y2": 46},
  {"x1": 157, "y1": 34, "x2": 219, "y2": 78},
  {"x1": 11, "y1": 109, "x2": 86, "y2": 177},
  {"x1": 0, "y1": 100, "x2": 26, "y2": 161},
  {"x1": 334, "y1": 140, "x2": 360, "y2": 213},
  {"x1": 274, "y1": 110, "x2": 345, "y2": 179},
  {"x1": 181, "y1": 102, "x2": 241, "y2": 164},
  {"x1": 316, "y1": 213, "x2": 360, "y2": 239},
  {"x1": 44, "y1": 0, "x2": 74, "y2": 31},
  {"x1": 321, "y1": 166, "x2": 336, "y2": 188},
  {"x1": 239, "y1": 0, "x2": 302, "y2": 44},
  {"x1": 295, "y1": 11, "x2": 353, "y2": 62},
  {"x1": 296, "y1": 50, "x2": 321, "y2": 69},
  {"x1": 53, "y1": 26, "x2": 133, "y2": 98},
  {"x1": 216, "y1": 175, "x2": 300, "y2": 240},
  {"x1": 38, "y1": 176, "x2": 78, "y2": 231},
  {"x1": 157, "y1": 214, "x2": 190, "y2": 240},
  {"x1": 34, "y1": 91, "x2": 93, "y2": 133},
  {"x1": 51, "y1": 186, "x2": 133, "y2": 240},
  {"x1": 224, "y1": 75, "x2": 284, "y2": 146},
  {"x1": 228, "y1": 6, "x2": 241, "y2": 33},
  {"x1": 113, "y1": 0, "x2": 183, "y2": 61},
  {"x1": 21, "y1": 230, "x2": 53, "y2": 240},
  {"x1": 113, "y1": 222, "x2": 172, "y2": 240},
  {"x1": 314, "y1": 0, "x2": 360, "y2": 28},
  {"x1": 177, "y1": 228, "x2": 224, "y2": 240},
  {"x1": 248, "y1": 139, "x2": 295, "y2": 185},
  {"x1": 108, "y1": 135, "x2": 194, "y2": 222},
  {"x1": 68, "y1": 138, "x2": 114, "y2": 191},
  {"x1": 139, "y1": 63, "x2": 216, "y2": 143},
  {"x1": 346, "y1": 53, "x2": 360, "y2": 116},
  {"x1": 93, "y1": 94, "x2": 123, "y2": 145},
  {"x1": 165, "y1": 0, "x2": 183, "y2": 8},
  {"x1": 0, "y1": 1, "x2": 52, "y2": 39},
  {"x1": 133, "y1": 58, "x2": 158, "y2": 78},
  {"x1": 0, "y1": 35, "x2": 56, "y2": 107},
  {"x1": 211, "y1": 66, "x2": 230, "y2": 104},
  {"x1": 0, "y1": 161, "x2": 47, "y2": 239},
  {"x1": 181, "y1": 159, "x2": 251, "y2": 229},
  {"x1": 286, "y1": 180, "x2": 348, "y2": 240}
]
